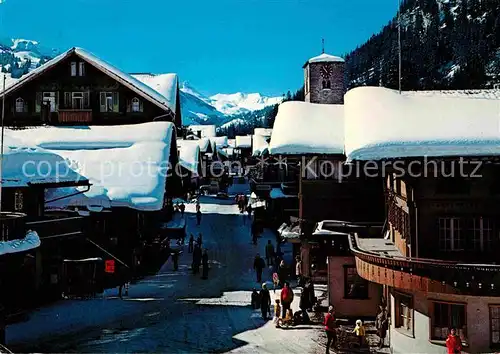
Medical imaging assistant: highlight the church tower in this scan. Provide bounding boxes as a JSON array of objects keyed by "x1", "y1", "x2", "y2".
[{"x1": 303, "y1": 51, "x2": 345, "y2": 105}]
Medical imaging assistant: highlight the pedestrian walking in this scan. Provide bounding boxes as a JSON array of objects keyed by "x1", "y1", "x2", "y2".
[
  {"x1": 197, "y1": 233, "x2": 203, "y2": 247},
  {"x1": 280, "y1": 282, "x2": 294, "y2": 318},
  {"x1": 353, "y1": 319, "x2": 366, "y2": 347},
  {"x1": 259, "y1": 283, "x2": 271, "y2": 320},
  {"x1": 192, "y1": 243, "x2": 202, "y2": 274},
  {"x1": 201, "y1": 249, "x2": 209, "y2": 279},
  {"x1": 179, "y1": 202, "x2": 185, "y2": 216},
  {"x1": 375, "y1": 304, "x2": 389, "y2": 348},
  {"x1": 196, "y1": 209, "x2": 202, "y2": 225},
  {"x1": 188, "y1": 234, "x2": 194, "y2": 253},
  {"x1": 253, "y1": 253, "x2": 265, "y2": 283},
  {"x1": 251, "y1": 288, "x2": 261, "y2": 309},
  {"x1": 265, "y1": 240, "x2": 274, "y2": 266},
  {"x1": 295, "y1": 256, "x2": 303, "y2": 286},
  {"x1": 172, "y1": 250, "x2": 180, "y2": 271},
  {"x1": 446, "y1": 328, "x2": 463, "y2": 354},
  {"x1": 196, "y1": 200, "x2": 201, "y2": 213},
  {"x1": 299, "y1": 287, "x2": 311, "y2": 324},
  {"x1": 324, "y1": 306, "x2": 337, "y2": 354},
  {"x1": 278, "y1": 260, "x2": 288, "y2": 287}
]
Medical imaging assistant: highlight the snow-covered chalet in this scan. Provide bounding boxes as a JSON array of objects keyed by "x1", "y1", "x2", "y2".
[{"x1": 0, "y1": 48, "x2": 181, "y2": 129}]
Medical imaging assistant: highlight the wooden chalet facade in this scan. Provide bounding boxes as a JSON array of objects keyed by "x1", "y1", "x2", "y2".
[
  {"x1": 344, "y1": 86, "x2": 500, "y2": 353},
  {"x1": 1, "y1": 47, "x2": 181, "y2": 129}
]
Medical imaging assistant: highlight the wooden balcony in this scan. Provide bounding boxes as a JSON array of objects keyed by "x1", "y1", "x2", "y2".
[
  {"x1": 58, "y1": 109, "x2": 92, "y2": 123},
  {"x1": 26, "y1": 213, "x2": 85, "y2": 239},
  {"x1": 349, "y1": 234, "x2": 500, "y2": 296},
  {"x1": 0, "y1": 212, "x2": 27, "y2": 241}
]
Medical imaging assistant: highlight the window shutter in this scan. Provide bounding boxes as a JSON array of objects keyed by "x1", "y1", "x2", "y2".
[
  {"x1": 99, "y1": 92, "x2": 106, "y2": 112},
  {"x1": 35, "y1": 92, "x2": 42, "y2": 112},
  {"x1": 112, "y1": 92, "x2": 119, "y2": 112},
  {"x1": 83, "y1": 92, "x2": 90, "y2": 108}
]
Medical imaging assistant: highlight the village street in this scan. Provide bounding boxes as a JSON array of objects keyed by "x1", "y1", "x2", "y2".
[{"x1": 5, "y1": 182, "x2": 325, "y2": 353}]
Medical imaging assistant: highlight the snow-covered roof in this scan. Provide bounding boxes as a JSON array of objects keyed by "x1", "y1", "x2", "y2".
[
  {"x1": 0, "y1": 230, "x2": 40, "y2": 256},
  {"x1": 197, "y1": 138, "x2": 211, "y2": 153},
  {"x1": 0, "y1": 133, "x2": 87, "y2": 187},
  {"x1": 303, "y1": 53, "x2": 345, "y2": 67},
  {"x1": 269, "y1": 101, "x2": 344, "y2": 155},
  {"x1": 252, "y1": 134, "x2": 269, "y2": 156},
  {"x1": 2, "y1": 47, "x2": 178, "y2": 114},
  {"x1": 131, "y1": 73, "x2": 178, "y2": 113},
  {"x1": 235, "y1": 135, "x2": 252, "y2": 148},
  {"x1": 345, "y1": 86, "x2": 500, "y2": 161},
  {"x1": 9, "y1": 122, "x2": 176, "y2": 211},
  {"x1": 188, "y1": 125, "x2": 216, "y2": 138},
  {"x1": 177, "y1": 140, "x2": 200, "y2": 176},
  {"x1": 213, "y1": 136, "x2": 229, "y2": 148},
  {"x1": 254, "y1": 128, "x2": 273, "y2": 137}
]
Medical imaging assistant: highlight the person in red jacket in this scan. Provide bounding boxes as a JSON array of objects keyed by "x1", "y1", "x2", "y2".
[
  {"x1": 446, "y1": 328, "x2": 462, "y2": 354},
  {"x1": 280, "y1": 282, "x2": 294, "y2": 318},
  {"x1": 324, "y1": 306, "x2": 336, "y2": 354}
]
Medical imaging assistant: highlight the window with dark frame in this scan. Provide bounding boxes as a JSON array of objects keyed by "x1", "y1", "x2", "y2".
[
  {"x1": 78, "y1": 62, "x2": 85, "y2": 76},
  {"x1": 15, "y1": 97, "x2": 26, "y2": 113},
  {"x1": 395, "y1": 292, "x2": 413, "y2": 334},
  {"x1": 343, "y1": 265, "x2": 369, "y2": 299},
  {"x1": 431, "y1": 301, "x2": 467, "y2": 341},
  {"x1": 70, "y1": 62, "x2": 77, "y2": 76},
  {"x1": 490, "y1": 306, "x2": 500, "y2": 346}
]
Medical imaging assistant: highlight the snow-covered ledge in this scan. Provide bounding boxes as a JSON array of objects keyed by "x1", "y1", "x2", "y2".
[{"x1": 0, "y1": 230, "x2": 41, "y2": 256}]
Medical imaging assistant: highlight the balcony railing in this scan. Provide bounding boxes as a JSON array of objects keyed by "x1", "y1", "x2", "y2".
[
  {"x1": 58, "y1": 109, "x2": 92, "y2": 123},
  {"x1": 349, "y1": 234, "x2": 500, "y2": 296},
  {"x1": 26, "y1": 215, "x2": 85, "y2": 239},
  {"x1": 0, "y1": 212, "x2": 27, "y2": 242}
]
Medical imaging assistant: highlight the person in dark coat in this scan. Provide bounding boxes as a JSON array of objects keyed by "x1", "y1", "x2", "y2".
[
  {"x1": 196, "y1": 209, "x2": 202, "y2": 225},
  {"x1": 259, "y1": 283, "x2": 272, "y2": 320},
  {"x1": 299, "y1": 287, "x2": 311, "y2": 323},
  {"x1": 253, "y1": 254, "x2": 265, "y2": 283},
  {"x1": 192, "y1": 244, "x2": 202, "y2": 274},
  {"x1": 278, "y1": 260, "x2": 288, "y2": 287},
  {"x1": 188, "y1": 234, "x2": 194, "y2": 253},
  {"x1": 197, "y1": 233, "x2": 203, "y2": 247},
  {"x1": 251, "y1": 288, "x2": 261, "y2": 309},
  {"x1": 179, "y1": 202, "x2": 185, "y2": 216},
  {"x1": 201, "y1": 249, "x2": 209, "y2": 279},
  {"x1": 265, "y1": 240, "x2": 275, "y2": 266},
  {"x1": 375, "y1": 305, "x2": 389, "y2": 348}
]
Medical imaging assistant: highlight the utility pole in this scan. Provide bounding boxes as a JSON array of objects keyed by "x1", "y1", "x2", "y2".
[
  {"x1": 0, "y1": 74, "x2": 5, "y2": 218},
  {"x1": 398, "y1": 0, "x2": 402, "y2": 94}
]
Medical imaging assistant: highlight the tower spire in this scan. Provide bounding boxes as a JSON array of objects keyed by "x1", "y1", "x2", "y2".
[{"x1": 322, "y1": 38, "x2": 325, "y2": 54}]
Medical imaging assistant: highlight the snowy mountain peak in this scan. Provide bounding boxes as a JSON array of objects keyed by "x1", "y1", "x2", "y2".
[{"x1": 208, "y1": 92, "x2": 282, "y2": 116}]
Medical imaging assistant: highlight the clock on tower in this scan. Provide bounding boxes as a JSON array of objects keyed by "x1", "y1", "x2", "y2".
[{"x1": 320, "y1": 64, "x2": 333, "y2": 78}]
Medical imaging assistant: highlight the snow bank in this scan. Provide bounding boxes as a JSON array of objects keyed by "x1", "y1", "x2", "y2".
[
  {"x1": 177, "y1": 140, "x2": 200, "y2": 176},
  {"x1": 10, "y1": 122, "x2": 175, "y2": 211},
  {"x1": 187, "y1": 125, "x2": 216, "y2": 138},
  {"x1": 304, "y1": 53, "x2": 344, "y2": 66},
  {"x1": 345, "y1": 87, "x2": 500, "y2": 161},
  {"x1": 235, "y1": 136, "x2": 252, "y2": 148},
  {"x1": 252, "y1": 134, "x2": 268, "y2": 156},
  {"x1": 269, "y1": 101, "x2": 344, "y2": 155},
  {"x1": 0, "y1": 230, "x2": 40, "y2": 255}
]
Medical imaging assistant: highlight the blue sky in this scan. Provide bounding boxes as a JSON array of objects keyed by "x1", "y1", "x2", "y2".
[{"x1": 0, "y1": 0, "x2": 396, "y2": 97}]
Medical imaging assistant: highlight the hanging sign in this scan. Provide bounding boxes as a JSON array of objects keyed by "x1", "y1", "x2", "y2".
[{"x1": 105, "y1": 260, "x2": 115, "y2": 273}]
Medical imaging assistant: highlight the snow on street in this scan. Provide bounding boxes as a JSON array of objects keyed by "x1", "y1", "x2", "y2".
[{"x1": 7, "y1": 186, "x2": 324, "y2": 353}]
